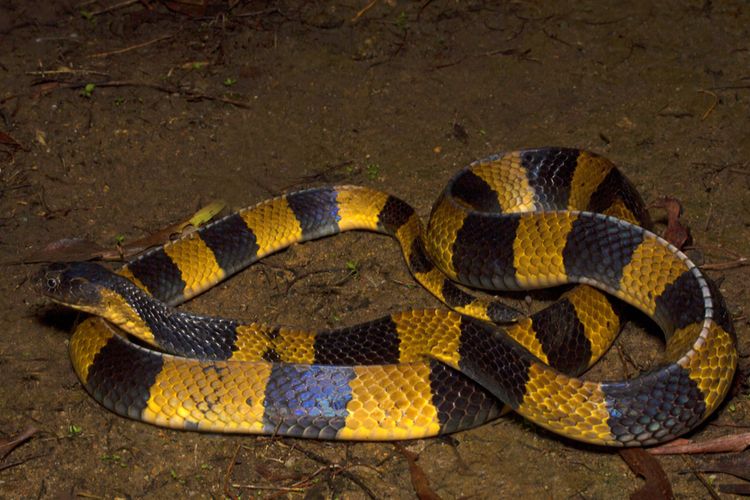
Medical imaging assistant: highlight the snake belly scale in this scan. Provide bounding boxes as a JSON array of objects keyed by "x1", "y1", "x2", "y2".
[{"x1": 39, "y1": 147, "x2": 737, "y2": 446}]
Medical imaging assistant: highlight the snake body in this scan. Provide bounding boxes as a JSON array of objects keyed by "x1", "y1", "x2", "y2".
[{"x1": 40, "y1": 148, "x2": 737, "y2": 446}]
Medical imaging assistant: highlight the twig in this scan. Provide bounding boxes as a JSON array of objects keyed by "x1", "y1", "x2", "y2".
[
  {"x1": 88, "y1": 34, "x2": 174, "y2": 58},
  {"x1": 288, "y1": 465, "x2": 343, "y2": 489},
  {"x1": 692, "y1": 469, "x2": 721, "y2": 500},
  {"x1": 697, "y1": 89, "x2": 719, "y2": 120},
  {"x1": 697, "y1": 242, "x2": 744, "y2": 260},
  {"x1": 432, "y1": 57, "x2": 466, "y2": 70},
  {"x1": 26, "y1": 68, "x2": 109, "y2": 77},
  {"x1": 709, "y1": 422, "x2": 750, "y2": 429},
  {"x1": 0, "y1": 426, "x2": 38, "y2": 460},
  {"x1": 223, "y1": 443, "x2": 242, "y2": 500},
  {"x1": 703, "y1": 200, "x2": 714, "y2": 232},
  {"x1": 37, "y1": 79, "x2": 252, "y2": 109},
  {"x1": 234, "y1": 7, "x2": 280, "y2": 18},
  {"x1": 278, "y1": 442, "x2": 377, "y2": 499},
  {"x1": 683, "y1": 456, "x2": 721, "y2": 500},
  {"x1": 649, "y1": 432, "x2": 750, "y2": 455},
  {"x1": 231, "y1": 484, "x2": 305, "y2": 493},
  {"x1": 0, "y1": 453, "x2": 45, "y2": 472},
  {"x1": 579, "y1": 15, "x2": 632, "y2": 26},
  {"x1": 89, "y1": 0, "x2": 140, "y2": 16},
  {"x1": 708, "y1": 85, "x2": 750, "y2": 91},
  {"x1": 702, "y1": 257, "x2": 749, "y2": 270},
  {"x1": 284, "y1": 267, "x2": 350, "y2": 295},
  {"x1": 543, "y1": 28, "x2": 573, "y2": 47},
  {"x1": 417, "y1": 0, "x2": 436, "y2": 21},
  {"x1": 615, "y1": 343, "x2": 640, "y2": 376},
  {"x1": 351, "y1": 0, "x2": 378, "y2": 22},
  {"x1": 73, "y1": 492, "x2": 106, "y2": 500}
]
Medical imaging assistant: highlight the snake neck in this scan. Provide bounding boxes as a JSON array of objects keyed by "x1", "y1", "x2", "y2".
[{"x1": 104, "y1": 273, "x2": 240, "y2": 359}]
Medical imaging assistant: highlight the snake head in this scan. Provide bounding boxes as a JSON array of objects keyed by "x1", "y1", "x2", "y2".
[{"x1": 36, "y1": 262, "x2": 112, "y2": 309}]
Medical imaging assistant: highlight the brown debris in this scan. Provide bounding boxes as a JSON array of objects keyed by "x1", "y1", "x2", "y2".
[
  {"x1": 649, "y1": 197, "x2": 691, "y2": 250},
  {"x1": 452, "y1": 122, "x2": 468, "y2": 144},
  {"x1": 618, "y1": 448, "x2": 674, "y2": 500},
  {"x1": 394, "y1": 444, "x2": 442, "y2": 500}
]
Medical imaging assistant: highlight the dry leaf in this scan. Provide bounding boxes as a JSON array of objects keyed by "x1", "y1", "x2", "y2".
[
  {"x1": 35, "y1": 129, "x2": 47, "y2": 147},
  {"x1": 186, "y1": 199, "x2": 225, "y2": 228},
  {"x1": 0, "y1": 130, "x2": 22, "y2": 149},
  {"x1": 651, "y1": 197, "x2": 691, "y2": 249},
  {"x1": 619, "y1": 448, "x2": 674, "y2": 500},
  {"x1": 395, "y1": 444, "x2": 442, "y2": 500},
  {"x1": 23, "y1": 238, "x2": 108, "y2": 263},
  {"x1": 25, "y1": 200, "x2": 226, "y2": 264}
]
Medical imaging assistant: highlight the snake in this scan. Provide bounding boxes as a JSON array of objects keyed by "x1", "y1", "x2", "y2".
[{"x1": 38, "y1": 147, "x2": 737, "y2": 446}]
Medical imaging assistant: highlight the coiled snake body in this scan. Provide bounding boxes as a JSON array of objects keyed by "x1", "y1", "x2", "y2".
[{"x1": 39, "y1": 148, "x2": 737, "y2": 446}]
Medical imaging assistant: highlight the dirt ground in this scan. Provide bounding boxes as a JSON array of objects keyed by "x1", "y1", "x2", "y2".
[{"x1": 1, "y1": 0, "x2": 749, "y2": 498}]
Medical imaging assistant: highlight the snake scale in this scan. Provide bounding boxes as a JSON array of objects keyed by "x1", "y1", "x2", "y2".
[{"x1": 39, "y1": 147, "x2": 737, "y2": 446}]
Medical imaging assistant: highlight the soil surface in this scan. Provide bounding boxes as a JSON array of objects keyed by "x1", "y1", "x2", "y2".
[{"x1": 1, "y1": 1, "x2": 749, "y2": 498}]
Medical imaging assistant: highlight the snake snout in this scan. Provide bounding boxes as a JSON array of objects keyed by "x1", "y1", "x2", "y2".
[{"x1": 36, "y1": 262, "x2": 106, "y2": 306}]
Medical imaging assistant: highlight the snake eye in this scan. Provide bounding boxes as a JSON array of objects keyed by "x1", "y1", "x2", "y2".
[{"x1": 46, "y1": 276, "x2": 60, "y2": 290}]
